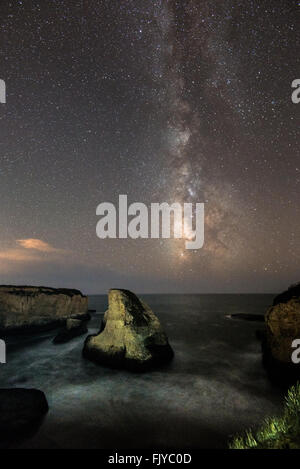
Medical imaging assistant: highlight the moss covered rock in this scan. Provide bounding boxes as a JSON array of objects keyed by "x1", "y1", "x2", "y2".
[{"x1": 83, "y1": 289, "x2": 174, "y2": 371}]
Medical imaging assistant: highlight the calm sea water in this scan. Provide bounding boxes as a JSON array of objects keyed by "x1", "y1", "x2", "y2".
[{"x1": 1, "y1": 294, "x2": 284, "y2": 449}]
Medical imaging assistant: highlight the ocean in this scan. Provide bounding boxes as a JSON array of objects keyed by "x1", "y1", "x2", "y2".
[{"x1": 0, "y1": 294, "x2": 284, "y2": 449}]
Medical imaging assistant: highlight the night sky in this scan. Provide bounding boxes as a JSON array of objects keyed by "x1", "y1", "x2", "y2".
[{"x1": 0, "y1": 0, "x2": 299, "y2": 294}]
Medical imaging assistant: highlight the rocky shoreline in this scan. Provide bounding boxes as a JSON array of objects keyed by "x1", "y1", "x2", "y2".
[{"x1": 1, "y1": 282, "x2": 300, "y2": 447}]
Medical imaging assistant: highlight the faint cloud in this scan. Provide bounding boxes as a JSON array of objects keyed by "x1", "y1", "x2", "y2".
[
  {"x1": 17, "y1": 238, "x2": 61, "y2": 253},
  {"x1": 0, "y1": 248, "x2": 40, "y2": 262},
  {"x1": 0, "y1": 239, "x2": 66, "y2": 274}
]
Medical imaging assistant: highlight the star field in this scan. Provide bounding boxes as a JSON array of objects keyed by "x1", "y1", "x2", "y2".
[{"x1": 0, "y1": 0, "x2": 299, "y2": 293}]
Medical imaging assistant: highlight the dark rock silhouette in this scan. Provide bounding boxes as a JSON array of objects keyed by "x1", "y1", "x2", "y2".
[
  {"x1": 0, "y1": 388, "x2": 48, "y2": 447},
  {"x1": 83, "y1": 289, "x2": 174, "y2": 371},
  {"x1": 226, "y1": 313, "x2": 264, "y2": 322},
  {"x1": 272, "y1": 283, "x2": 300, "y2": 306}
]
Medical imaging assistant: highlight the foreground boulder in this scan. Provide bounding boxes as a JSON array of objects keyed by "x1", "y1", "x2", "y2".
[
  {"x1": 263, "y1": 283, "x2": 300, "y2": 384},
  {"x1": 53, "y1": 318, "x2": 89, "y2": 344},
  {"x1": 83, "y1": 289, "x2": 174, "y2": 371},
  {"x1": 0, "y1": 388, "x2": 48, "y2": 447},
  {"x1": 0, "y1": 286, "x2": 88, "y2": 333}
]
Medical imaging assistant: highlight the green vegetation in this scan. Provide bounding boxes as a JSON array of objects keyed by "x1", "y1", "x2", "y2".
[{"x1": 230, "y1": 383, "x2": 300, "y2": 449}]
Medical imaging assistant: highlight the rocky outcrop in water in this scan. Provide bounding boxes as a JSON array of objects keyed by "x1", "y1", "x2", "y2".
[
  {"x1": 0, "y1": 388, "x2": 48, "y2": 447},
  {"x1": 0, "y1": 286, "x2": 88, "y2": 332},
  {"x1": 83, "y1": 289, "x2": 174, "y2": 371},
  {"x1": 53, "y1": 318, "x2": 89, "y2": 344},
  {"x1": 226, "y1": 313, "x2": 264, "y2": 322},
  {"x1": 263, "y1": 283, "x2": 300, "y2": 384}
]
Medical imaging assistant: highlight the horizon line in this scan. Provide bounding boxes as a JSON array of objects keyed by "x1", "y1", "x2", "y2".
[{"x1": 87, "y1": 291, "x2": 278, "y2": 296}]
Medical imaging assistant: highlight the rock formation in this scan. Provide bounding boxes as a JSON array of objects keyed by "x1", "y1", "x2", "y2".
[
  {"x1": 0, "y1": 388, "x2": 48, "y2": 447},
  {"x1": 0, "y1": 286, "x2": 88, "y2": 332},
  {"x1": 226, "y1": 313, "x2": 264, "y2": 322},
  {"x1": 53, "y1": 318, "x2": 89, "y2": 344},
  {"x1": 83, "y1": 289, "x2": 174, "y2": 371},
  {"x1": 263, "y1": 282, "x2": 300, "y2": 384}
]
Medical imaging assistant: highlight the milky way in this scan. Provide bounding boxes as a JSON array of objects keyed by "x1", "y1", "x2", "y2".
[{"x1": 0, "y1": 0, "x2": 298, "y2": 293}]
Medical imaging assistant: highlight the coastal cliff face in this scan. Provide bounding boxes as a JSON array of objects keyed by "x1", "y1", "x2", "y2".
[
  {"x1": 263, "y1": 283, "x2": 300, "y2": 384},
  {"x1": 0, "y1": 286, "x2": 88, "y2": 331},
  {"x1": 266, "y1": 283, "x2": 300, "y2": 363}
]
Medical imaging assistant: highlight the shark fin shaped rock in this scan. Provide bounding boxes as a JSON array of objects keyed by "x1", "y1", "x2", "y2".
[{"x1": 83, "y1": 289, "x2": 174, "y2": 371}]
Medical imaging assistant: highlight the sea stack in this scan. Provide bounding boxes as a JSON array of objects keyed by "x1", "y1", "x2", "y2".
[
  {"x1": 263, "y1": 282, "x2": 300, "y2": 383},
  {"x1": 53, "y1": 318, "x2": 89, "y2": 344},
  {"x1": 0, "y1": 286, "x2": 88, "y2": 333},
  {"x1": 83, "y1": 289, "x2": 174, "y2": 371}
]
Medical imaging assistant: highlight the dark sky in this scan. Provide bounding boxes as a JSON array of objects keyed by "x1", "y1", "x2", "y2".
[{"x1": 0, "y1": 0, "x2": 299, "y2": 294}]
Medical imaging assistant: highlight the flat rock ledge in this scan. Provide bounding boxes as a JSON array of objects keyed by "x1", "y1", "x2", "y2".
[
  {"x1": 0, "y1": 388, "x2": 48, "y2": 447},
  {"x1": 83, "y1": 289, "x2": 174, "y2": 371}
]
